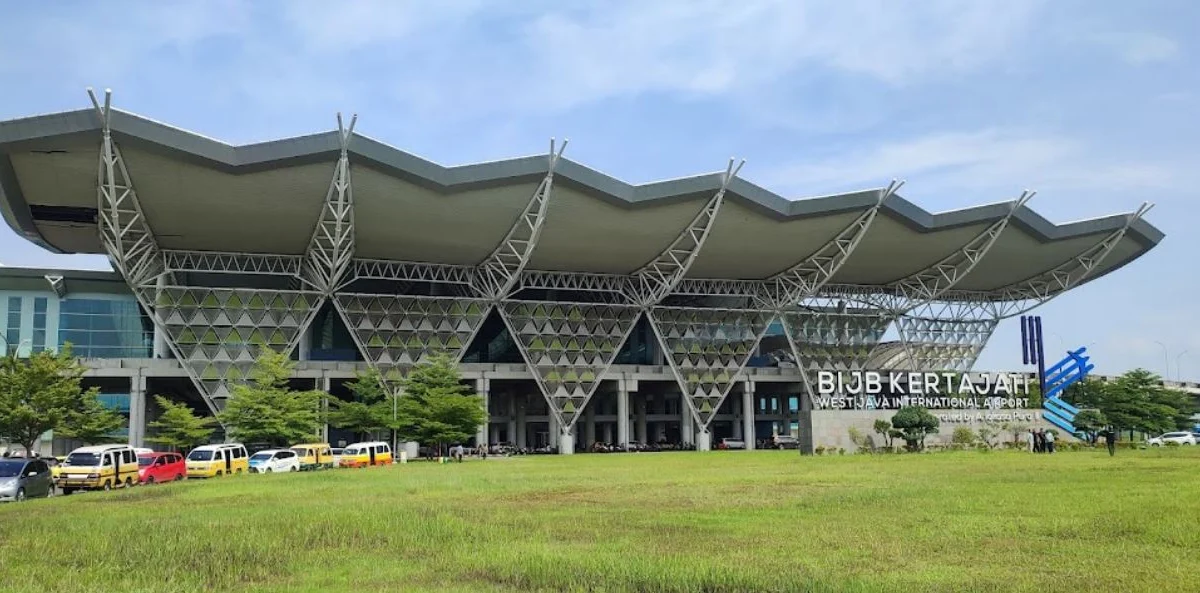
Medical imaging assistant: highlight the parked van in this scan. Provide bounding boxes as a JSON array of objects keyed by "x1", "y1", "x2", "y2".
[
  {"x1": 289, "y1": 443, "x2": 334, "y2": 471},
  {"x1": 339, "y1": 442, "x2": 392, "y2": 468},
  {"x1": 55, "y1": 444, "x2": 140, "y2": 494},
  {"x1": 186, "y1": 444, "x2": 249, "y2": 478}
]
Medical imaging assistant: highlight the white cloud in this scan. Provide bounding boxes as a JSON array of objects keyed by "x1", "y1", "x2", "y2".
[
  {"x1": 759, "y1": 128, "x2": 1189, "y2": 207},
  {"x1": 1098, "y1": 32, "x2": 1180, "y2": 65}
]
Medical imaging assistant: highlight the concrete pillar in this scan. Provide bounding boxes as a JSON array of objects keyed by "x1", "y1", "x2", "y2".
[
  {"x1": 617, "y1": 382, "x2": 630, "y2": 447},
  {"x1": 549, "y1": 414, "x2": 560, "y2": 450},
  {"x1": 603, "y1": 422, "x2": 613, "y2": 444},
  {"x1": 696, "y1": 429, "x2": 712, "y2": 451},
  {"x1": 635, "y1": 396, "x2": 647, "y2": 444},
  {"x1": 506, "y1": 394, "x2": 517, "y2": 445},
  {"x1": 559, "y1": 426, "x2": 575, "y2": 455},
  {"x1": 128, "y1": 374, "x2": 147, "y2": 448},
  {"x1": 516, "y1": 395, "x2": 527, "y2": 448},
  {"x1": 798, "y1": 383, "x2": 815, "y2": 455},
  {"x1": 742, "y1": 383, "x2": 756, "y2": 450},
  {"x1": 475, "y1": 378, "x2": 489, "y2": 446},
  {"x1": 584, "y1": 402, "x2": 596, "y2": 448}
]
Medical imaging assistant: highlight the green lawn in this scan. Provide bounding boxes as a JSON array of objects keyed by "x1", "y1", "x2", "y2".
[{"x1": 2, "y1": 449, "x2": 1198, "y2": 593}]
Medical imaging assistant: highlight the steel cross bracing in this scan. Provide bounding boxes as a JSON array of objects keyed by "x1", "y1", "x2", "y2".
[
  {"x1": 333, "y1": 294, "x2": 491, "y2": 389},
  {"x1": 89, "y1": 88, "x2": 167, "y2": 290},
  {"x1": 300, "y1": 113, "x2": 358, "y2": 294},
  {"x1": 515, "y1": 270, "x2": 632, "y2": 300},
  {"x1": 625, "y1": 159, "x2": 743, "y2": 306},
  {"x1": 763, "y1": 180, "x2": 901, "y2": 309},
  {"x1": 163, "y1": 250, "x2": 303, "y2": 276},
  {"x1": 894, "y1": 314, "x2": 998, "y2": 372},
  {"x1": 472, "y1": 139, "x2": 566, "y2": 300},
  {"x1": 345, "y1": 259, "x2": 475, "y2": 287},
  {"x1": 983, "y1": 202, "x2": 1154, "y2": 319},
  {"x1": 497, "y1": 300, "x2": 642, "y2": 431},
  {"x1": 647, "y1": 306, "x2": 774, "y2": 431}
]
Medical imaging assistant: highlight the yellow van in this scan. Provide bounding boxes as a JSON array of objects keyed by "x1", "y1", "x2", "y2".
[
  {"x1": 186, "y1": 444, "x2": 249, "y2": 478},
  {"x1": 56, "y1": 444, "x2": 141, "y2": 494},
  {"x1": 290, "y1": 443, "x2": 334, "y2": 471},
  {"x1": 339, "y1": 441, "x2": 392, "y2": 468}
]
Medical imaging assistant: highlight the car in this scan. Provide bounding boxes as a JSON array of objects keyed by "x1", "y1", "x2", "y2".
[
  {"x1": 770, "y1": 435, "x2": 800, "y2": 450},
  {"x1": 137, "y1": 452, "x2": 186, "y2": 484},
  {"x1": 717, "y1": 438, "x2": 746, "y2": 450},
  {"x1": 0, "y1": 458, "x2": 55, "y2": 502},
  {"x1": 1147, "y1": 432, "x2": 1196, "y2": 446},
  {"x1": 248, "y1": 450, "x2": 301, "y2": 473},
  {"x1": 186, "y1": 443, "x2": 249, "y2": 478}
]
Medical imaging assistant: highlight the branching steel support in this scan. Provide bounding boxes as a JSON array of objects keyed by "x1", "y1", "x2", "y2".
[
  {"x1": 300, "y1": 113, "x2": 357, "y2": 294},
  {"x1": 626, "y1": 159, "x2": 742, "y2": 306},
  {"x1": 474, "y1": 139, "x2": 565, "y2": 300}
]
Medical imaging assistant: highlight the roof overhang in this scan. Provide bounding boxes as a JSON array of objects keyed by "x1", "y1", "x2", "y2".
[{"x1": 0, "y1": 108, "x2": 1164, "y2": 293}]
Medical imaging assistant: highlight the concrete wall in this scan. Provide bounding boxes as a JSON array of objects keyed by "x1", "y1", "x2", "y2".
[{"x1": 811, "y1": 409, "x2": 1071, "y2": 453}]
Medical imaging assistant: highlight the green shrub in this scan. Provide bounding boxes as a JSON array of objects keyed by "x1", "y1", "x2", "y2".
[
  {"x1": 814, "y1": 445, "x2": 826, "y2": 456},
  {"x1": 951, "y1": 427, "x2": 977, "y2": 445}
]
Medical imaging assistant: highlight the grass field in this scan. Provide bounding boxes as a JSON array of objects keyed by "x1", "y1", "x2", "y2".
[{"x1": 2, "y1": 449, "x2": 1199, "y2": 593}]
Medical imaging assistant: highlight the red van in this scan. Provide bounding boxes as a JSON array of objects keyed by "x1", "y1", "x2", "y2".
[{"x1": 137, "y1": 452, "x2": 186, "y2": 484}]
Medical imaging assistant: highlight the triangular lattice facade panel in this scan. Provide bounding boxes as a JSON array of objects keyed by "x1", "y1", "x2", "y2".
[
  {"x1": 500, "y1": 301, "x2": 642, "y2": 428},
  {"x1": 649, "y1": 307, "x2": 773, "y2": 427},
  {"x1": 334, "y1": 294, "x2": 491, "y2": 384},
  {"x1": 780, "y1": 309, "x2": 890, "y2": 372},
  {"x1": 896, "y1": 317, "x2": 998, "y2": 372},
  {"x1": 154, "y1": 287, "x2": 322, "y2": 399}
]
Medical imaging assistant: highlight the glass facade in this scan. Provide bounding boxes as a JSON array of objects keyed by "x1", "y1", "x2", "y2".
[
  {"x1": 58, "y1": 298, "x2": 153, "y2": 358},
  {"x1": 32, "y1": 297, "x2": 47, "y2": 352},
  {"x1": 4, "y1": 297, "x2": 19, "y2": 355}
]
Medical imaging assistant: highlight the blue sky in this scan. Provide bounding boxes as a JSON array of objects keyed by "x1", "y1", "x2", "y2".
[{"x1": 0, "y1": 1, "x2": 1196, "y2": 379}]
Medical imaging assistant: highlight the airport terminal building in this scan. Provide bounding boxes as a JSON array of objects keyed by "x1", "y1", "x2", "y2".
[{"x1": 0, "y1": 93, "x2": 1163, "y2": 454}]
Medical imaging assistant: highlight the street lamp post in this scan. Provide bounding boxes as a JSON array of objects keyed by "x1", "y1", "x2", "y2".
[
  {"x1": 1175, "y1": 350, "x2": 1189, "y2": 383},
  {"x1": 0, "y1": 336, "x2": 32, "y2": 357},
  {"x1": 1153, "y1": 341, "x2": 1170, "y2": 380}
]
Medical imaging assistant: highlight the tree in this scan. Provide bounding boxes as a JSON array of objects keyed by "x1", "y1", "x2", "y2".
[
  {"x1": 393, "y1": 354, "x2": 485, "y2": 455},
  {"x1": 218, "y1": 350, "x2": 326, "y2": 447},
  {"x1": 1063, "y1": 377, "x2": 1107, "y2": 409},
  {"x1": 1083, "y1": 369, "x2": 1195, "y2": 438},
  {"x1": 147, "y1": 395, "x2": 215, "y2": 453},
  {"x1": 1002, "y1": 422, "x2": 1029, "y2": 446},
  {"x1": 57, "y1": 396, "x2": 126, "y2": 444},
  {"x1": 328, "y1": 368, "x2": 391, "y2": 441},
  {"x1": 872, "y1": 419, "x2": 895, "y2": 450},
  {"x1": 1072, "y1": 409, "x2": 1108, "y2": 445},
  {"x1": 0, "y1": 346, "x2": 100, "y2": 456},
  {"x1": 977, "y1": 424, "x2": 1000, "y2": 448},
  {"x1": 890, "y1": 406, "x2": 939, "y2": 451},
  {"x1": 951, "y1": 426, "x2": 977, "y2": 446}
]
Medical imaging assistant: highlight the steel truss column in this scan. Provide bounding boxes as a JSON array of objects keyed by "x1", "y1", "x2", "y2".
[
  {"x1": 333, "y1": 294, "x2": 491, "y2": 388},
  {"x1": 300, "y1": 113, "x2": 358, "y2": 294},
  {"x1": 497, "y1": 301, "x2": 642, "y2": 435},
  {"x1": 473, "y1": 139, "x2": 566, "y2": 300},
  {"x1": 986, "y1": 202, "x2": 1155, "y2": 319},
  {"x1": 765, "y1": 180, "x2": 900, "y2": 308},
  {"x1": 89, "y1": 88, "x2": 167, "y2": 291},
  {"x1": 646, "y1": 306, "x2": 774, "y2": 435},
  {"x1": 890, "y1": 190, "x2": 1034, "y2": 308},
  {"x1": 626, "y1": 159, "x2": 742, "y2": 306}
]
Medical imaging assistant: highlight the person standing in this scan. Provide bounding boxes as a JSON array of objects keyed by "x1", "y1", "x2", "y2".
[
  {"x1": 1045, "y1": 429, "x2": 1055, "y2": 454},
  {"x1": 1026, "y1": 428, "x2": 1035, "y2": 453},
  {"x1": 1105, "y1": 427, "x2": 1117, "y2": 457}
]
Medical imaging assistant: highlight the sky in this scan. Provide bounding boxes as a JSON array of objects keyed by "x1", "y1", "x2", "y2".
[{"x1": 0, "y1": 0, "x2": 1197, "y2": 379}]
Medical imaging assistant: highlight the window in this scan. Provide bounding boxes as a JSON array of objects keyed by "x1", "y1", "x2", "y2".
[
  {"x1": 29, "y1": 461, "x2": 46, "y2": 474},
  {"x1": 5, "y1": 297, "x2": 21, "y2": 355},
  {"x1": 32, "y1": 297, "x2": 47, "y2": 352},
  {"x1": 58, "y1": 298, "x2": 153, "y2": 358}
]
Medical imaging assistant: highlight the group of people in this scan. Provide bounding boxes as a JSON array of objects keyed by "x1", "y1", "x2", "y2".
[{"x1": 1026, "y1": 428, "x2": 1056, "y2": 453}]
